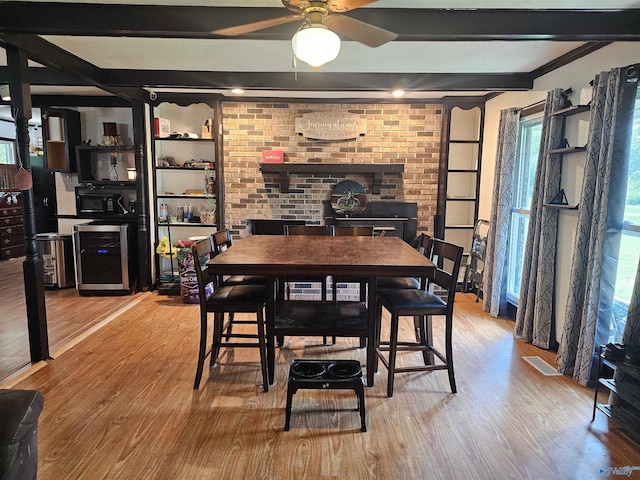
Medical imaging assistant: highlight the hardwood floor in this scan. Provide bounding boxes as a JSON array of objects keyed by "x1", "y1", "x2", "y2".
[
  {"x1": 3, "y1": 292, "x2": 640, "y2": 479},
  {"x1": 0, "y1": 257, "x2": 141, "y2": 380}
]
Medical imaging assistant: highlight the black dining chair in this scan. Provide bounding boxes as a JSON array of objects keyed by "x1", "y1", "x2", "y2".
[
  {"x1": 332, "y1": 225, "x2": 375, "y2": 303},
  {"x1": 330, "y1": 226, "x2": 375, "y2": 348},
  {"x1": 211, "y1": 229, "x2": 268, "y2": 287},
  {"x1": 375, "y1": 238, "x2": 464, "y2": 397},
  {"x1": 375, "y1": 233, "x2": 433, "y2": 290},
  {"x1": 281, "y1": 224, "x2": 333, "y2": 346},
  {"x1": 211, "y1": 229, "x2": 268, "y2": 342},
  {"x1": 282, "y1": 224, "x2": 334, "y2": 301},
  {"x1": 192, "y1": 238, "x2": 269, "y2": 391}
]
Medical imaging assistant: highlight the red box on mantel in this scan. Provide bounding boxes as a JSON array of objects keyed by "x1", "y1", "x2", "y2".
[{"x1": 262, "y1": 150, "x2": 284, "y2": 163}]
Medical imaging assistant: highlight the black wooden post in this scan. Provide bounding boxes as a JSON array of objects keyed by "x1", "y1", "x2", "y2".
[
  {"x1": 131, "y1": 100, "x2": 151, "y2": 291},
  {"x1": 7, "y1": 45, "x2": 50, "y2": 361}
]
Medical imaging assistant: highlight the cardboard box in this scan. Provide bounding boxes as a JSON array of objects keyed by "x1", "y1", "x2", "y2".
[
  {"x1": 262, "y1": 150, "x2": 284, "y2": 163},
  {"x1": 154, "y1": 118, "x2": 170, "y2": 138},
  {"x1": 201, "y1": 119, "x2": 213, "y2": 139}
]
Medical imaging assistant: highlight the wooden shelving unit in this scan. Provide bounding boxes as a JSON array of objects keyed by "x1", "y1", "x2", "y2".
[
  {"x1": 593, "y1": 345, "x2": 640, "y2": 444},
  {"x1": 151, "y1": 96, "x2": 223, "y2": 294}
]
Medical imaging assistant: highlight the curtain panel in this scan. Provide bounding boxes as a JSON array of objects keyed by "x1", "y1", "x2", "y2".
[
  {"x1": 557, "y1": 64, "x2": 639, "y2": 386},
  {"x1": 514, "y1": 89, "x2": 568, "y2": 349},
  {"x1": 483, "y1": 108, "x2": 520, "y2": 317}
]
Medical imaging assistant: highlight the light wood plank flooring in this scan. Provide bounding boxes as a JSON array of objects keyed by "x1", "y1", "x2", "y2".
[
  {"x1": 0, "y1": 257, "x2": 141, "y2": 379},
  {"x1": 4, "y1": 292, "x2": 640, "y2": 479}
]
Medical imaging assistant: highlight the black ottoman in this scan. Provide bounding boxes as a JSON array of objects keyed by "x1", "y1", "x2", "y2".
[
  {"x1": 284, "y1": 360, "x2": 366, "y2": 432},
  {"x1": 0, "y1": 389, "x2": 45, "y2": 480}
]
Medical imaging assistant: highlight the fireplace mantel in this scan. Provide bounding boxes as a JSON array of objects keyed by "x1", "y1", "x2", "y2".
[{"x1": 259, "y1": 163, "x2": 404, "y2": 194}]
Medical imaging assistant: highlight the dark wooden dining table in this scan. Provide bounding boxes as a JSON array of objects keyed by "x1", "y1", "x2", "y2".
[{"x1": 206, "y1": 234, "x2": 435, "y2": 387}]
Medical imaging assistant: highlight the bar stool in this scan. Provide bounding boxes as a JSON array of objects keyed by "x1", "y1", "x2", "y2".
[
  {"x1": 211, "y1": 229, "x2": 268, "y2": 287},
  {"x1": 192, "y1": 238, "x2": 269, "y2": 391},
  {"x1": 375, "y1": 233, "x2": 433, "y2": 290},
  {"x1": 375, "y1": 239, "x2": 463, "y2": 397},
  {"x1": 211, "y1": 229, "x2": 269, "y2": 341}
]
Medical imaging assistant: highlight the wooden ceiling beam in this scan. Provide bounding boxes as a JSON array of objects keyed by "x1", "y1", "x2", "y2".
[
  {"x1": 0, "y1": 4, "x2": 639, "y2": 41},
  {"x1": 0, "y1": 66, "x2": 534, "y2": 92},
  {"x1": 0, "y1": 33, "x2": 149, "y2": 102}
]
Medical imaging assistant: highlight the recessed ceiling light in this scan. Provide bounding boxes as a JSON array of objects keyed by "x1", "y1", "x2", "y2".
[
  {"x1": 231, "y1": 88, "x2": 244, "y2": 95},
  {"x1": 392, "y1": 90, "x2": 405, "y2": 97}
]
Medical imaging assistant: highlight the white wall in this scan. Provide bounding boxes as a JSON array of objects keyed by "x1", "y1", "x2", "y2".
[{"x1": 480, "y1": 42, "x2": 640, "y2": 343}]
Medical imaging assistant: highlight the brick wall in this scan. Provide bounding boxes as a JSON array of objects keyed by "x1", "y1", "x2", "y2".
[{"x1": 222, "y1": 101, "x2": 442, "y2": 238}]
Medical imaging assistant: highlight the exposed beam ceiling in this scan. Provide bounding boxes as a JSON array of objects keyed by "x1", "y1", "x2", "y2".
[{"x1": 0, "y1": 2, "x2": 638, "y2": 100}]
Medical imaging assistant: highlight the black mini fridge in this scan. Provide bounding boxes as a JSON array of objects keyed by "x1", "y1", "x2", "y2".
[{"x1": 73, "y1": 222, "x2": 137, "y2": 295}]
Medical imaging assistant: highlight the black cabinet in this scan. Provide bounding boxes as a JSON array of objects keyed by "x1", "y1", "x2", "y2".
[
  {"x1": 42, "y1": 108, "x2": 81, "y2": 173},
  {"x1": 30, "y1": 154, "x2": 58, "y2": 233}
]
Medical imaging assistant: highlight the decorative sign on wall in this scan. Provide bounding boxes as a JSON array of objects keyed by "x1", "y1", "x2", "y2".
[
  {"x1": 295, "y1": 112, "x2": 367, "y2": 141},
  {"x1": 262, "y1": 150, "x2": 284, "y2": 163}
]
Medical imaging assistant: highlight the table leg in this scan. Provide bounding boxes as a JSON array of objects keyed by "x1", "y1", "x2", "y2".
[
  {"x1": 366, "y1": 276, "x2": 376, "y2": 387},
  {"x1": 267, "y1": 276, "x2": 277, "y2": 385}
]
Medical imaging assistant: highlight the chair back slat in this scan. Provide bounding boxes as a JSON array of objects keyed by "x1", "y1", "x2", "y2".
[
  {"x1": 418, "y1": 233, "x2": 433, "y2": 259},
  {"x1": 192, "y1": 239, "x2": 216, "y2": 310},
  {"x1": 430, "y1": 239, "x2": 464, "y2": 306},
  {"x1": 284, "y1": 225, "x2": 333, "y2": 236},
  {"x1": 211, "y1": 229, "x2": 233, "y2": 255}
]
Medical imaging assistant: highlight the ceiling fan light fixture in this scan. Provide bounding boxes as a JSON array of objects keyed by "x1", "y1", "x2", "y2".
[{"x1": 292, "y1": 24, "x2": 340, "y2": 67}]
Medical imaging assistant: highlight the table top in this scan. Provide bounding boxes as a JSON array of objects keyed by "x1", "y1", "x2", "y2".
[{"x1": 207, "y1": 235, "x2": 434, "y2": 277}]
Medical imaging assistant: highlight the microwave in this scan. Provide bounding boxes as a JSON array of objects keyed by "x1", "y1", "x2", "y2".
[{"x1": 76, "y1": 189, "x2": 126, "y2": 216}]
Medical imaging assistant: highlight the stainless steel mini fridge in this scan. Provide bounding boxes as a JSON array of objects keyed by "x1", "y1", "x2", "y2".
[{"x1": 73, "y1": 222, "x2": 136, "y2": 295}]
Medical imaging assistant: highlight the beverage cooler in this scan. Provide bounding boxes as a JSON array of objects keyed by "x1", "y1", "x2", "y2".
[{"x1": 73, "y1": 222, "x2": 137, "y2": 295}]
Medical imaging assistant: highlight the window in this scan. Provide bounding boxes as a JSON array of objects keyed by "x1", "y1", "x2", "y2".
[
  {"x1": 610, "y1": 90, "x2": 640, "y2": 342},
  {"x1": 0, "y1": 139, "x2": 15, "y2": 164},
  {"x1": 506, "y1": 115, "x2": 543, "y2": 304}
]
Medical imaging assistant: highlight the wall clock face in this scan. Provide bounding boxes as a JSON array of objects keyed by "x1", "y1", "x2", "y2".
[{"x1": 330, "y1": 180, "x2": 367, "y2": 216}]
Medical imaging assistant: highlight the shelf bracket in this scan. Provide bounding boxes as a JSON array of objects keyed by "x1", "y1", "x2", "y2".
[
  {"x1": 278, "y1": 172, "x2": 290, "y2": 193},
  {"x1": 372, "y1": 172, "x2": 384, "y2": 194},
  {"x1": 549, "y1": 189, "x2": 569, "y2": 206}
]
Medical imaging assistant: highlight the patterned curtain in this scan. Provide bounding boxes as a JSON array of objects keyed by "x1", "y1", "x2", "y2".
[
  {"x1": 557, "y1": 64, "x2": 639, "y2": 386},
  {"x1": 483, "y1": 108, "x2": 520, "y2": 317},
  {"x1": 514, "y1": 89, "x2": 568, "y2": 349}
]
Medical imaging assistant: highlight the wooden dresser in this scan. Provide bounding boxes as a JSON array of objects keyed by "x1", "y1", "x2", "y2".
[
  {"x1": 0, "y1": 165, "x2": 24, "y2": 261},
  {"x1": 0, "y1": 194, "x2": 23, "y2": 260}
]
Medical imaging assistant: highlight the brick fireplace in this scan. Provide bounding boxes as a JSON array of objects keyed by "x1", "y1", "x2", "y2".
[{"x1": 222, "y1": 101, "x2": 443, "y2": 239}]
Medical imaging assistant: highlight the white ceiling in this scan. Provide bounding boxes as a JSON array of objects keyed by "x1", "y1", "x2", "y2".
[{"x1": 1, "y1": 0, "x2": 640, "y2": 99}]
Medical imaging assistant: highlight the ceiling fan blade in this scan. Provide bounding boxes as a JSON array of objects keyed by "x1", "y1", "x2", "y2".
[
  {"x1": 213, "y1": 14, "x2": 302, "y2": 36},
  {"x1": 326, "y1": 0, "x2": 381, "y2": 13},
  {"x1": 325, "y1": 15, "x2": 397, "y2": 47},
  {"x1": 282, "y1": 0, "x2": 379, "y2": 14}
]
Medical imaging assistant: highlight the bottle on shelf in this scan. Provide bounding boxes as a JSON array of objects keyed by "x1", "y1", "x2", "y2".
[{"x1": 159, "y1": 202, "x2": 168, "y2": 222}]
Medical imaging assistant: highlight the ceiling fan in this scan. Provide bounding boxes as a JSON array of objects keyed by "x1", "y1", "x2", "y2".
[{"x1": 213, "y1": 0, "x2": 398, "y2": 67}]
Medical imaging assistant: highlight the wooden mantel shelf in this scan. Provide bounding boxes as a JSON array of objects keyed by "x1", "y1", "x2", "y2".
[{"x1": 259, "y1": 163, "x2": 404, "y2": 194}]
